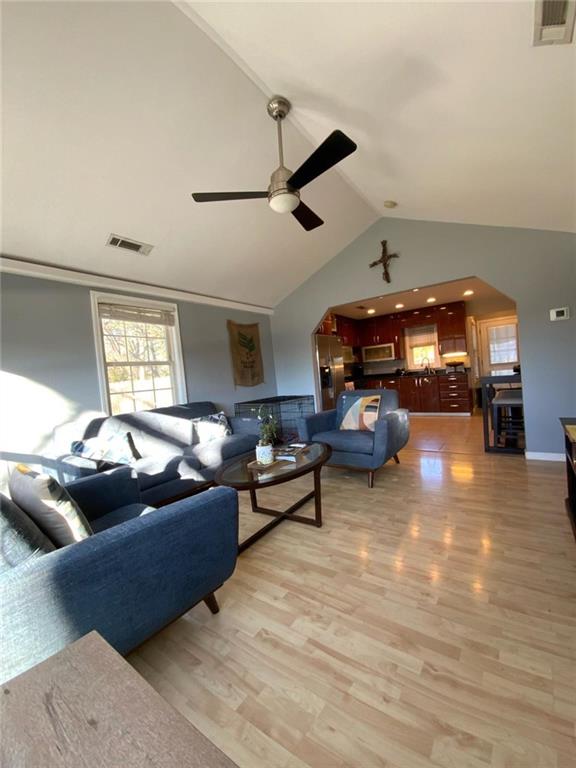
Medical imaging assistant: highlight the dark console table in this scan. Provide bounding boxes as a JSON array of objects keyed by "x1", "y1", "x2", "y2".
[
  {"x1": 480, "y1": 373, "x2": 523, "y2": 454},
  {"x1": 560, "y1": 418, "x2": 576, "y2": 540}
]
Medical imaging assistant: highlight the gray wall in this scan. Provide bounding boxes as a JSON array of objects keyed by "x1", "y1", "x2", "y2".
[
  {"x1": 0, "y1": 273, "x2": 277, "y2": 457},
  {"x1": 272, "y1": 217, "x2": 576, "y2": 455}
]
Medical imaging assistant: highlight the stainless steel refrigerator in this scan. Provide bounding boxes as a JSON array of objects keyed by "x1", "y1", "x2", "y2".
[{"x1": 316, "y1": 335, "x2": 345, "y2": 410}]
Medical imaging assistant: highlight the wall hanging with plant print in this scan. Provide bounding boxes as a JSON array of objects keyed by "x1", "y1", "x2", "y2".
[{"x1": 227, "y1": 320, "x2": 264, "y2": 387}]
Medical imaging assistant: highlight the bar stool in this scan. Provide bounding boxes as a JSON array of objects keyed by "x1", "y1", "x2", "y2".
[{"x1": 492, "y1": 389, "x2": 524, "y2": 448}]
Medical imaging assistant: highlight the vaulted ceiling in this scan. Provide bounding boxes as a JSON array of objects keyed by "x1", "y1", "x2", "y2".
[
  {"x1": 190, "y1": 0, "x2": 575, "y2": 234},
  {"x1": 2, "y1": 2, "x2": 574, "y2": 309}
]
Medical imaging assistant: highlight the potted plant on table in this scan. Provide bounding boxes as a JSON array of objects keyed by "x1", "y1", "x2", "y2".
[{"x1": 256, "y1": 408, "x2": 279, "y2": 465}]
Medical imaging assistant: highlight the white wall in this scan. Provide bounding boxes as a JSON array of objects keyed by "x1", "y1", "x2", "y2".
[{"x1": 272, "y1": 217, "x2": 576, "y2": 454}]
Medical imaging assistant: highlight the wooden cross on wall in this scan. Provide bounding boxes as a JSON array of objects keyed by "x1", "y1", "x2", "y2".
[{"x1": 369, "y1": 240, "x2": 399, "y2": 283}]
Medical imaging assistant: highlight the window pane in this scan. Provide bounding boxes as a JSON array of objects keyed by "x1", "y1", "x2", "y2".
[
  {"x1": 412, "y1": 345, "x2": 437, "y2": 366},
  {"x1": 104, "y1": 336, "x2": 128, "y2": 363},
  {"x1": 110, "y1": 392, "x2": 136, "y2": 415},
  {"x1": 107, "y1": 365, "x2": 132, "y2": 393},
  {"x1": 134, "y1": 391, "x2": 156, "y2": 411},
  {"x1": 101, "y1": 319, "x2": 125, "y2": 336},
  {"x1": 148, "y1": 338, "x2": 168, "y2": 362},
  {"x1": 124, "y1": 321, "x2": 147, "y2": 338},
  {"x1": 152, "y1": 364, "x2": 172, "y2": 390},
  {"x1": 154, "y1": 389, "x2": 174, "y2": 407},
  {"x1": 488, "y1": 324, "x2": 518, "y2": 364},
  {"x1": 127, "y1": 337, "x2": 149, "y2": 363},
  {"x1": 146, "y1": 324, "x2": 165, "y2": 339},
  {"x1": 131, "y1": 365, "x2": 154, "y2": 392}
]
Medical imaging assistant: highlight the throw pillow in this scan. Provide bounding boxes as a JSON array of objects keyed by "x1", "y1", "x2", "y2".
[
  {"x1": 8, "y1": 465, "x2": 93, "y2": 548},
  {"x1": 0, "y1": 493, "x2": 56, "y2": 575},
  {"x1": 71, "y1": 431, "x2": 141, "y2": 465},
  {"x1": 339, "y1": 395, "x2": 381, "y2": 432},
  {"x1": 192, "y1": 412, "x2": 232, "y2": 443}
]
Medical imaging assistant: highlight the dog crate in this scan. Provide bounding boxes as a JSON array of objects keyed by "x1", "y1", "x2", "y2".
[{"x1": 234, "y1": 395, "x2": 315, "y2": 442}]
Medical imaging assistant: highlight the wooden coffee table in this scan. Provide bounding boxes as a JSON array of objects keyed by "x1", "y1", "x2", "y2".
[{"x1": 214, "y1": 442, "x2": 331, "y2": 552}]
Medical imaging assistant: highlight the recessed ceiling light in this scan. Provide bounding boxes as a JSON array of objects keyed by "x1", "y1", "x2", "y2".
[
  {"x1": 412, "y1": 288, "x2": 419, "y2": 292},
  {"x1": 463, "y1": 289, "x2": 474, "y2": 296},
  {"x1": 395, "y1": 303, "x2": 404, "y2": 309},
  {"x1": 426, "y1": 297, "x2": 436, "y2": 303},
  {"x1": 367, "y1": 308, "x2": 376, "y2": 315},
  {"x1": 383, "y1": 200, "x2": 398, "y2": 209}
]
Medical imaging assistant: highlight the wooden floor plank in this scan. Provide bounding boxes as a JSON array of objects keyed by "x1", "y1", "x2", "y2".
[{"x1": 129, "y1": 416, "x2": 576, "y2": 767}]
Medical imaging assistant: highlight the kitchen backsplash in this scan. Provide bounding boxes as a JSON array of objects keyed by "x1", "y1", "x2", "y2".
[{"x1": 364, "y1": 360, "x2": 406, "y2": 375}]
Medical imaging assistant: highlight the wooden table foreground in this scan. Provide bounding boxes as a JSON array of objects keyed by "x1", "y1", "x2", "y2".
[{"x1": 0, "y1": 632, "x2": 238, "y2": 768}]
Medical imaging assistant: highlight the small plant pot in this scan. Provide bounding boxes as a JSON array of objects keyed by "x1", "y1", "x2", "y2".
[{"x1": 256, "y1": 444, "x2": 274, "y2": 465}]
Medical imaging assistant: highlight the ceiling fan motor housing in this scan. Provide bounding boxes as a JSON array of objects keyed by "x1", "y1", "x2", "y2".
[{"x1": 268, "y1": 166, "x2": 300, "y2": 213}]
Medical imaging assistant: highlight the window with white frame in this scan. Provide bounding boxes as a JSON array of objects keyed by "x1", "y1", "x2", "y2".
[
  {"x1": 405, "y1": 325, "x2": 440, "y2": 370},
  {"x1": 92, "y1": 294, "x2": 187, "y2": 415},
  {"x1": 479, "y1": 317, "x2": 520, "y2": 376}
]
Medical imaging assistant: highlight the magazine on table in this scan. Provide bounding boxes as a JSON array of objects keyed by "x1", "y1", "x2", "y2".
[{"x1": 274, "y1": 443, "x2": 306, "y2": 462}]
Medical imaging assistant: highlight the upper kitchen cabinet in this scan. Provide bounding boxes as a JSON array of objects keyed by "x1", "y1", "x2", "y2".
[
  {"x1": 437, "y1": 302, "x2": 467, "y2": 355},
  {"x1": 335, "y1": 315, "x2": 360, "y2": 347}
]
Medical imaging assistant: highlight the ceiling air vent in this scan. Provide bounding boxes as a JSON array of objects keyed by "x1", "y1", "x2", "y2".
[
  {"x1": 106, "y1": 233, "x2": 153, "y2": 255},
  {"x1": 534, "y1": 0, "x2": 576, "y2": 45}
]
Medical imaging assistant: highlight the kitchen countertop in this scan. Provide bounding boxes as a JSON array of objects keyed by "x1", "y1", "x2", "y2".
[{"x1": 360, "y1": 369, "x2": 470, "y2": 380}]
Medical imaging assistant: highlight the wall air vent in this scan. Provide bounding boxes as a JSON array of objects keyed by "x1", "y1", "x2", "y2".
[
  {"x1": 106, "y1": 234, "x2": 153, "y2": 255},
  {"x1": 534, "y1": 0, "x2": 576, "y2": 45}
]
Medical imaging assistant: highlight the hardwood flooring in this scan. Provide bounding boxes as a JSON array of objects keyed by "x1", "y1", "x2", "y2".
[{"x1": 129, "y1": 417, "x2": 575, "y2": 768}]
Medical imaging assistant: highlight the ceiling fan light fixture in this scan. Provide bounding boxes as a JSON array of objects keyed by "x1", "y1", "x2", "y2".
[{"x1": 269, "y1": 190, "x2": 300, "y2": 214}]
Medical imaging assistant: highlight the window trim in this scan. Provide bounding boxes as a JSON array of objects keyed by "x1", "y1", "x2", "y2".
[{"x1": 90, "y1": 291, "x2": 188, "y2": 414}]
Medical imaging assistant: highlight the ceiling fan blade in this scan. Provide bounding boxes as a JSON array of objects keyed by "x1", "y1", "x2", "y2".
[
  {"x1": 191, "y1": 191, "x2": 268, "y2": 202},
  {"x1": 291, "y1": 201, "x2": 324, "y2": 231},
  {"x1": 288, "y1": 130, "x2": 357, "y2": 190}
]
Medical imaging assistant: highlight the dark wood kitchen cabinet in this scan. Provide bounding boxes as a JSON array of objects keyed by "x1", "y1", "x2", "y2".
[
  {"x1": 358, "y1": 315, "x2": 402, "y2": 358},
  {"x1": 398, "y1": 375, "x2": 439, "y2": 412},
  {"x1": 437, "y1": 302, "x2": 467, "y2": 355},
  {"x1": 335, "y1": 315, "x2": 360, "y2": 347}
]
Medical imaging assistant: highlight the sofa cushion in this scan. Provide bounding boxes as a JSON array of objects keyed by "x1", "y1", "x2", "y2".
[
  {"x1": 0, "y1": 494, "x2": 56, "y2": 574},
  {"x1": 90, "y1": 503, "x2": 155, "y2": 533},
  {"x1": 71, "y1": 432, "x2": 140, "y2": 464},
  {"x1": 339, "y1": 395, "x2": 381, "y2": 432},
  {"x1": 189, "y1": 433, "x2": 259, "y2": 468},
  {"x1": 192, "y1": 411, "x2": 232, "y2": 443},
  {"x1": 130, "y1": 454, "x2": 204, "y2": 490},
  {"x1": 94, "y1": 409, "x2": 197, "y2": 458},
  {"x1": 8, "y1": 465, "x2": 93, "y2": 547},
  {"x1": 140, "y1": 475, "x2": 214, "y2": 506},
  {"x1": 312, "y1": 430, "x2": 375, "y2": 455}
]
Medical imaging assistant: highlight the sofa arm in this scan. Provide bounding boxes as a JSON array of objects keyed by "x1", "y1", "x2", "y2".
[
  {"x1": 229, "y1": 416, "x2": 261, "y2": 436},
  {"x1": 0, "y1": 486, "x2": 239, "y2": 685},
  {"x1": 65, "y1": 466, "x2": 141, "y2": 522},
  {"x1": 297, "y1": 409, "x2": 337, "y2": 440},
  {"x1": 373, "y1": 409, "x2": 410, "y2": 464}
]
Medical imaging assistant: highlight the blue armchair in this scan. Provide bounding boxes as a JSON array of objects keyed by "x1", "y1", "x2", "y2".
[
  {"x1": 298, "y1": 389, "x2": 409, "y2": 487},
  {"x1": 0, "y1": 467, "x2": 238, "y2": 684}
]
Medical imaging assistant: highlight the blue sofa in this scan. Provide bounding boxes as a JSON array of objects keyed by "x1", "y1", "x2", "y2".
[
  {"x1": 298, "y1": 389, "x2": 409, "y2": 487},
  {"x1": 57, "y1": 401, "x2": 260, "y2": 506},
  {"x1": 0, "y1": 467, "x2": 239, "y2": 685}
]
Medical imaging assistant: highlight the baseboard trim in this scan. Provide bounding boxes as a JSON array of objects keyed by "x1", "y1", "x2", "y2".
[{"x1": 525, "y1": 452, "x2": 564, "y2": 462}]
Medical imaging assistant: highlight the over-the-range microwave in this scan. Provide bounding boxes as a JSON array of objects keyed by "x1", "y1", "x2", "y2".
[{"x1": 362, "y1": 342, "x2": 395, "y2": 363}]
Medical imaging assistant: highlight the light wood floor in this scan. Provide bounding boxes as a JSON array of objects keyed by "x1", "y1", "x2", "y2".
[{"x1": 129, "y1": 417, "x2": 576, "y2": 768}]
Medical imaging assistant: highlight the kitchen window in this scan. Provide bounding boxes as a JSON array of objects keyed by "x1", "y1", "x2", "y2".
[
  {"x1": 91, "y1": 293, "x2": 187, "y2": 415},
  {"x1": 405, "y1": 325, "x2": 439, "y2": 370}
]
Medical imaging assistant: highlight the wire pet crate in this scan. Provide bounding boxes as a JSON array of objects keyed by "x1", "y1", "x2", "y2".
[{"x1": 234, "y1": 395, "x2": 315, "y2": 442}]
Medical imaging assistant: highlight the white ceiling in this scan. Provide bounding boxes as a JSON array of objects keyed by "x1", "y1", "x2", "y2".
[
  {"x1": 331, "y1": 276, "x2": 516, "y2": 319},
  {"x1": 1, "y1": 1, "x2": 375, "y2": 308},
  {"x1": 191, "y1": 0, "x2": 576, "y2": 234},
  {"x1": 2, "y1": 3, "x2": 574, "y2": 313}
]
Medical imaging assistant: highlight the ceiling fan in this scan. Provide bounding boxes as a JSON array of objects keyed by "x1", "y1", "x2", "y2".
[{"x1": 191, "y1": 96, "x2": 357, "y2": 231}]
